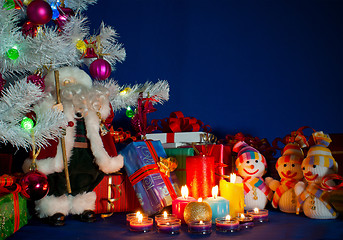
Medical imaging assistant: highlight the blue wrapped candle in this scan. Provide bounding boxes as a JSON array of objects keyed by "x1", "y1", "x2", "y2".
[
  {"x1": 204, "y1": 186, "x2": 230, "y2": 221},
  {"x1": 120, "y1": 141, "x2": 181, "y2": 215}
]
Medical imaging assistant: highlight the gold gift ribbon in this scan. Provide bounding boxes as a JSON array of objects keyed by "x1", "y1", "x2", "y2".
[{"x1": 100, "y1": 174, "x2": 123, "y2": 219}]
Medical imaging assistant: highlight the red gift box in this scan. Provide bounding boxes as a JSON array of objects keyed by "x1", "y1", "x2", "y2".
[{"x1": 93, "y1": 173, "x2": 141, "y2": 214}]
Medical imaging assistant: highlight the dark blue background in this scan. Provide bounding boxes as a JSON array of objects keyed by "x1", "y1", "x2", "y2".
[{"x1": 86, "y1": 0, "x2": 343, "y2": 143}]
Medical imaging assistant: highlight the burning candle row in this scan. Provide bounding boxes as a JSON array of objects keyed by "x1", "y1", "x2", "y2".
[{"x1": 127, "y1": 209, "x2": 268, "y2": 235}]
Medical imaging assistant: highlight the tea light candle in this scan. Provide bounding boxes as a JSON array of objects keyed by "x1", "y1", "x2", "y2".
[
  {"x1": 247, "y1": 208, "x2": 269, "y2": 223},
  {"x1": 204, "y1": 185, "x2": 230, "y2": 221},
  {"x1": 126, "y1": 211, "x2": 148, "y2": 225},
  {"x1": 155, "y1": 211, "x2": 177, "y2": 224},
  {"x1": 157, "y1": 219, "x2": 181, "y2": 234},
  {"x1": 215, "y1": 215, "x2": 240, "y2": 233},
  {"x1": 188, "y1": 220, "x2": 212, "y2": 235},
  {"x1": 172, "y1": 185, "x2": 196, "y2": 223},
  {"x1": 236, "y1": 213, "x2": 254, "y2": 229},
  {"x1": 219, "y1": 173, "x2": 245, "y2": 217},
  {"x1": 129, "y1": 215, "x2": 153, "y2": 232}
]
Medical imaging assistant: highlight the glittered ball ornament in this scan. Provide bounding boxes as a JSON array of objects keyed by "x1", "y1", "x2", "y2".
[
  {"x1": 22, "y1": 21, "x2": 38, "y2": 38},
  {"x1": 183, "y1": 200, "x2": 212, "y2": 224},
  {"x1": 26, "y1": 0, "x2": 52, "y2": 25},
  {"x1": 89, "y1": 59, "x2": 112, "y2": 80},
  {"x1": 20, "y1": 170, "x2": 49, "y2": 200},
  {"x1": 27, "y1": 73, "x2": 45, "y2": 90}
]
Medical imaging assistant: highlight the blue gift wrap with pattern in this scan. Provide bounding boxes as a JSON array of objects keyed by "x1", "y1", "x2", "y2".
[{"x1": 120, "y1": 141, "x2": 181, "y2": 215}]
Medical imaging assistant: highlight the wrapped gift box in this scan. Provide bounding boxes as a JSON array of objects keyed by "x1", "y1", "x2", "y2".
[
  {"x1": 165, "y1": 148, "x2": 194, "y2": 187},
  {"x1": 120, "y1": 141, "x2": 181, "y2": 216},
  {"x1": 145, "y1": 132, "x2": 207, "y2": 144},
  {"x1": 0, "y1": 193, "x2": 28, "y2": 240},
  {"x1": 162, "y1": 142, "x2": 189, "y2": 149},
  {"x1": 93, "y1": 173, "x2": 142, "y2": 214}
]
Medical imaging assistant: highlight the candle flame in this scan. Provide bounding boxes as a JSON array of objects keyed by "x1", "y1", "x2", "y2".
[
  {"x1": 254, "y1": 208, "x2": 259, "y2": 214},
  {"x1": 137, "y1": 214, "x2": 143, "y2": 223},
  {"x1": 212, "y1": 185, "x2": 218, "y2": 199},
  {"x1": 230, "y1": 173, "x2": 236, "y2": 183},
  {"x1": 163, "y1": 211, "x2": 168, "y2": 218},
  {"x1": 198, "y1": 198, "x2": 203, "y2": 202},
  {"x1": 240, "y1": 213, "x2": 245, "y2": 219},
  {"x1": 225, "y1": 215, "x2": 231, "y2": 221},
  {"x1": 199, "y1": 220, "x2": 204, "y2": 224},
  {"x1": 136, "y1": 211, "x2": 141, "y2": 218},
  {"x1": 181, "y1": 185, "x2": 189, "y2": 199}
]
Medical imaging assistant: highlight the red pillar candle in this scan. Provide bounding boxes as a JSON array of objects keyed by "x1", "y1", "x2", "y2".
[
  {"x1": 172, "y1": 186, "x2": 196, "y2": 224},
  {"x1": 186, "y1": 155, "x2": 215, "y2": 199}
]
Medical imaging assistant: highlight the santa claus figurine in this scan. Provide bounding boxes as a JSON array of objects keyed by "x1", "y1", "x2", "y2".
[
  {"x1": 233, "y1": 141, "x2": 273, "y2": 210},
  {"x1": 23, "y1": 67, "x2": 124, "y2": 226}
]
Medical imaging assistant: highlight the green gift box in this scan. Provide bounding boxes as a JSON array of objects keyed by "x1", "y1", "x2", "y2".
[
  {"x1": 0, "y1": 193, "x2": 29, "y2": 240},
  {"x1": 165, "y1": 148, "x2": 194, "y2": 187}
]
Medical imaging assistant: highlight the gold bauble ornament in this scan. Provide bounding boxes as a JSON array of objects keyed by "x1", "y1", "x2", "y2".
[
  {"x1": 183, "y1": 201, "x2": 212, "y2": 224},
  {"x1": 23, "y1": 0, "x2": 33, "y2": 6}
]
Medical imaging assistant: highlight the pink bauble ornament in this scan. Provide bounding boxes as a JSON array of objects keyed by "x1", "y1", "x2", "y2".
[
  {"x1": 53, "y1": 7, "x2": 75, "y2": 30},
  {"x1": 26, "y1": 0, "x2": 52, "y2": 25},
  {"x1": 22, "y1": 21, "x2": 38, "y2": 38},
  {"x1": 89, "y1": 59, "x2": 112, "y2": 80},
  {"x1": 20, "y1": 170, "x2": 49, "y2": 201}
]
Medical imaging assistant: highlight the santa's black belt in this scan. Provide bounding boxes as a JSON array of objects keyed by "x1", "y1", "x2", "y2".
[{"x1": 73, "y1": 142, "x2": 90, "y2": 148}]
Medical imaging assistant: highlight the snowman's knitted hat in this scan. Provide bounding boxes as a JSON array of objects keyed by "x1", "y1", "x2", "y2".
[
  {"x1": 302, "y1": 132, "x2": 338, "y2": 173},
  {"x1": 276, "y1": 142, "x2": 304, "y2": 170},
  {"x1": 233, "y1": 141, "x2": 267, "y2": 168}
]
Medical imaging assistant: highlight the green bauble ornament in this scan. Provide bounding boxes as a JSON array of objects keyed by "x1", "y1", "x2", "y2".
[
  {"x1": 7, "y1": 48, "x2": 19, "y2": 60},
  {"x1": 3, "y1": 0, "x2": 15, "y2": 10},
  {"x1": 21, "y1": 117, "x2": 34, "y2": 131},
  {"x1": 126, "y1": 106, "x2": 134, "y2": 118}
]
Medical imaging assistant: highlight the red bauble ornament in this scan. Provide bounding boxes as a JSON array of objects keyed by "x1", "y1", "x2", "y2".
[
  {"x1": 53, "y1": 7, "x2": 75, "y2": 30},
  {"x1": 20, "y1": 170, "x2": 49, "y2": 201},
  {"x1": 27, "y1": 73, "x2": 45, "y2": 90},
  {"x1": 89, "y1": 59, "x2": 112, "y2": 80},
  {"x1": 26, "y1": 0, "x2": 53, "y2": 25}
]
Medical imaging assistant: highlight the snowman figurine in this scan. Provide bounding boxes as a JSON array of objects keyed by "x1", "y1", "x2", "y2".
[
  {"x1": 233, "y1": 141, "x2": 273, "y2": 210},
  {"x1": 266, "y1": 137, "x2": 306, "y2": 213},
  {"x1": 295, "y1": 131, "x2": 338, "y2": 219}
]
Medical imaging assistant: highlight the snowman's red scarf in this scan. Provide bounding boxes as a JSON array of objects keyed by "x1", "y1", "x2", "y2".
[
  {"x1": 297, "y1": 183, "x2": 336, "y2": 216},
  {"x1": 243, "y1": 177, "x2": 273, "y2": 201},
  {"x1": 272, "y1": 179, "x2": 298, "y2": 208}
]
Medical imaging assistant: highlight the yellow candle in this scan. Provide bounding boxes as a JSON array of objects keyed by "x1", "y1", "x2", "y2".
[{"x1": 219, "y1": 173, "x2": 245, "y2": 217}]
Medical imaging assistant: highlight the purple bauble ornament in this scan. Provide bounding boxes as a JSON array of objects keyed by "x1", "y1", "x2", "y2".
[
  {"x1": 89, "y1": 59, "x2": 112, "y2": 80},
  {"x1": 22, "y1": 21, "x2": 38, "y2": 38},
  {"x1": 20, "y1": 170, "x2": 49, "y2": 201},
  {"x1": 54, "y1": 7, "x2": 75, "y2": 30},
  {"x1": 26, "y1": 0, "x2": 53, "y2": 25}
]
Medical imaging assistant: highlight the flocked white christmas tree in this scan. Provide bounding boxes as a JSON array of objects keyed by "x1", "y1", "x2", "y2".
[{"x1": 0, "y1": 0, "x2": 169, "y2": 149}]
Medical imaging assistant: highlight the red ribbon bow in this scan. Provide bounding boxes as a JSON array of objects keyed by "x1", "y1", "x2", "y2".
[
  {"x1": 0, "y1": 174, "x2": 21, "y2": 194},
  {"x1": 110, "y1": 127, "x2": 137, "y2": 143},
  {"x1": 151, "y1": 111, "x2": 211, "y2": 133}
]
